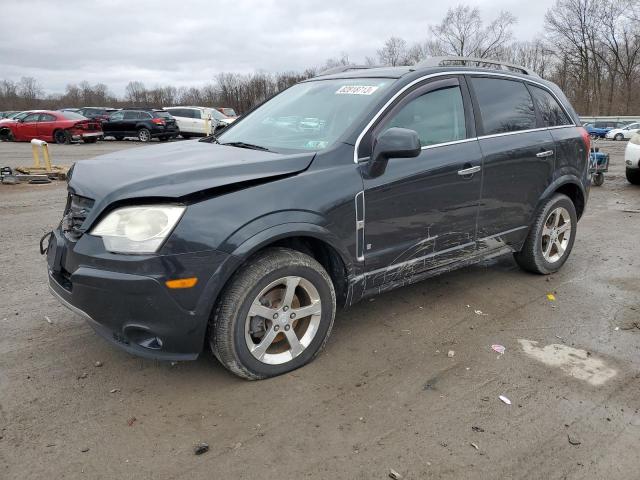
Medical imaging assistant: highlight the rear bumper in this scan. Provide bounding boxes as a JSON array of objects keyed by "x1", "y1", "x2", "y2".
[
  {"x1": 45, "y1": 228, "x2": 234, "y2": 361},
  {"x1": 71, "y1": 131, "x2": 103, "y2": 140}
]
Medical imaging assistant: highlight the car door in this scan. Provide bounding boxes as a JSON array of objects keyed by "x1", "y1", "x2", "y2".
[
  {"x1": 104, "y1": 111, "x2": 124, "y2": 136},
  {"x1": 36, "y1": 113, "x2": 58, "y2": 141},
  {"x1": 15, "y1": 112, "x2": 40, "y2": 140},
  {"x1": 123, "y1": 111, "x2": 140, "y2": 135},
  {"x1": 468, "y1": 76, "x2": 556, "y2": 251},
  {"x1": 624, "y1": 122, "x2": 640, "y2": 139},
  {"x1": 359, "y1": 76, "x2": 483, "y2": 289}
]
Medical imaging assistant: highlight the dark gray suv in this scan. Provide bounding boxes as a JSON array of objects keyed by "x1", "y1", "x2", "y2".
[{"x1": 44, "y1": 57, "x2": 591, "y2": 380}]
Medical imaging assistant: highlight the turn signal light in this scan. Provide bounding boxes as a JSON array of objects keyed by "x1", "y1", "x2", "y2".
[{"x1": 165, "y1": 277, "x2": 198, "y2": 289}]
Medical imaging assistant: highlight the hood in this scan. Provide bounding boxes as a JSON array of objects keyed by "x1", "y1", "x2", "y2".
[{"x1": 69, "y1": 140, "x2": 315, "y2": 223}]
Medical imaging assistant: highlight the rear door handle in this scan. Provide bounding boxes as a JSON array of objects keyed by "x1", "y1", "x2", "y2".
[
  {"x1": 536, "y1": 150, "x2": 554, "y2": 158},
  {"x1": 457, "y1": 165, "x2": 481, "y2": 176}
]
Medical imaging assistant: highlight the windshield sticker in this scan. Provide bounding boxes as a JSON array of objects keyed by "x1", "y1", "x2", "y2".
[{"x1": 336, "y1": 85, "x2": 379, "y2": 95}]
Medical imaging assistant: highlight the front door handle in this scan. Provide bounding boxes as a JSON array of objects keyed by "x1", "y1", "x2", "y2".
[
  {"x1": 536, "y1": 150, "x2": 554, "y2": 158},
  {"x1": 457, "y1": 165, "x2": 481, "y2": 176}
]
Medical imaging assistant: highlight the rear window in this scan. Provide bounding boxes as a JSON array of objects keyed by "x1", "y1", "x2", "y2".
[
  {"x1": 60, "y1": 112, "x2": 86, "y2": 120},
  {"x1": 529, "y1": 85, "x2": 571, "y2": 127},
  {"x1": 471, "y1": 77, "x2": 536, "y2": 135}
]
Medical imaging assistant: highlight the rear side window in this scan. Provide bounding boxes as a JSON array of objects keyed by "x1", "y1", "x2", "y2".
[
  {"x1": 124, "y1": 111, "x2": 137, "y2": 120},
  {"x1": 39, "y1": 114, "x2": 57, "y2": 122},
  {"x1": 529, "y1": 85, "x2": 571, "y2": 127},
  {"x1": 471, "y1": 77, "x2": 536, "y2": 135},
  {"x1": 383, "y1": 86, "x2": 466, "y2": 147}
]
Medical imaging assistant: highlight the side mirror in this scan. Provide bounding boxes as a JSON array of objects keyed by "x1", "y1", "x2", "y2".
[{"x1": 367, "y1": 127, "x2": 421, "y2": 177}]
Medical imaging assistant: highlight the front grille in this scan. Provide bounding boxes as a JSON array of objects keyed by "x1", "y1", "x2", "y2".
[{"x1": 61, "y1": 193, "x2": 95, "y2": 241}]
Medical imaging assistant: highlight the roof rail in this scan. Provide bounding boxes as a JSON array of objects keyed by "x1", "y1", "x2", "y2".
[
  {"x1": 314, "y1": 65, "x2": 379, "y2": 77},
  {"x1": 416, "y1": 56, "x2": 539, "y2": 77}
]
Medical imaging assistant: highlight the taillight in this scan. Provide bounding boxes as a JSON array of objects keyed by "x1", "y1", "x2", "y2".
[
  {"x1": 579, "y1": 127, "x2": 591, "y2": 156},
  {"x1": 74, "y1": 122, "x2": 85, "y2": 130},
  {"x1": 152, "y1": 118, "x2": 165, "y2": 125}
]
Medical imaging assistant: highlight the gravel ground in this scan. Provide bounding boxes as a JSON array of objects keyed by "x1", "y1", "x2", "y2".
[{"x1": 1, "y1": 138, "x2": 639, "y2": 479}]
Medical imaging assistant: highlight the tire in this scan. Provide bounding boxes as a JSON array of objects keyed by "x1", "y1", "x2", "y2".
[
  {"x1": 82, "y1": 137, "x2": 97, "y2": 144},
  {"x1": 210, "y1": 247, "x2": 336, "y2": 380},
  {"x1": 615, "y1": 133, "x2": 624, "y2": 141},
  {"x1": 626, "y1": 168, "x2": 640, "y2": 185},
  {"x1": 0, "y1": 129, "x2": 14, "y2": 142},
  {"x1": 138, "y1": 128, "x2": 151, "y2": 142},
  {"x1": 514, "y1": 193, "x2": 577, "y2": 275},
  {"x1": 592, "y1": 172, "x2": 605, "y2": 186},
  {"x1": 54, "y1": 129, "x2": 70, "y2": 144}
]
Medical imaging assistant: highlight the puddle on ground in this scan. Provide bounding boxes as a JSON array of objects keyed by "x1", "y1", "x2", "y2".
[{"x1": 518, "y1": 339, "x2": 617, "y2": 386}]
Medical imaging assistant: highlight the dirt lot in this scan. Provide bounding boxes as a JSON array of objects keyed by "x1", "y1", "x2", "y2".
[{"x1": 1, "y1": 139, "x2": 639, "y2": 479}]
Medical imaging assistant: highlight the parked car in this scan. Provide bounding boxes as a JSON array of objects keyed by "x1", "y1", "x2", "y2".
[
  {"x1": 625, "y1": 132, "x2": 640, "y2": 184},
  {"x1": 58, "y1": 108, "x2": 81, "y2": 114},
  {"x1": 44, "y1": 59, "x2": 590, "y2": 380},
  {"x1": 0, "y1": 110, "x2": 103, "y2": 143},
  {"x1": 216, "y1": 107, "x2": 238, "y2": 118},
  {"x1": 584, "y1": 121, "x2": 628, "y2": 138},
  {"x1": 605, "y1": 121, "x2": 640, "y2": 141},
  {"x1": 0, "y1": 111, "x2": 29, "y2": 124},
  {"x1": 0, "y1": 111, "x2": 18, "y2": 119},
  {"x1": 162, "y1": 106, "x2": 222, "y2": 139},
  {"x1": 101, "y1": 109, "x2": 179, "y2": 142},
  {"x1": 77, "y1": 107, "x2": 119, "y2": 122}
]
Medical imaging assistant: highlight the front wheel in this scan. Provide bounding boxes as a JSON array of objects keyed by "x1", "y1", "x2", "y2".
[
  {"x1": 138, "y1": 128, "x2": 151, "y2": 142},
  {"x1": 210, "y1": 248, "x2": 336, "y2": 380},
  {"x1": 615, "y1": 133, "x2": 624, "y2": 141},
  {"x1": 592, "y1": 172, "x2": 605, "y2": 186},
  {"x1": 627, "y1": 168, "x2": 640, "y2": 185},
  {"x1": 0, "y1": 129, "x2": 14, "y2": 141},
  {"x1": 514, "y1": 193, "x2": 577, "y2": 274}
]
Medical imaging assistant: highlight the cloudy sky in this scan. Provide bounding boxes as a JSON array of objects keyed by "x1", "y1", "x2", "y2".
[{"x1": 0, "y1": 0, "x2": 556, "y2": 95}]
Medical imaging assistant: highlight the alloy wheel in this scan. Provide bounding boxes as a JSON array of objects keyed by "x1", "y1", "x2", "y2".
[
  {"x1": 244, "y1": 276, "x2": 322, "y2": 365},
  {"x1": 541, "y1": 207, "x2": 571, "y2": 263}
]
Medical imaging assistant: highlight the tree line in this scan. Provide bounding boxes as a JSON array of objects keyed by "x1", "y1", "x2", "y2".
[{"x1": 1, "y1": 0, "x2": 638, "y2": 116}]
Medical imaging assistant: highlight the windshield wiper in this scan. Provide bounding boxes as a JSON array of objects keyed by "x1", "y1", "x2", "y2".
[
  {"x1": 199, "y1": 135, "x2": 220, "y2": 144},
  {"x1": 221, "y1": 141, "x2": 271, "y2": 152}
]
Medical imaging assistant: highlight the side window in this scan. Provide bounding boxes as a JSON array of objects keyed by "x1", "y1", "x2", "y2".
[
  {"x1": 529, "y1": 85, "x2": 571, "y2": 127},
  {"x1": 39, "y1": 114, "x2": 56, "y2": 122},
  {"x1": 22, "y1": 113, "x2": 40, "y2": 122},
  {"x1": 138, "y1": 112, "x2": 152, "y2": 120},
  {"x1": 189, "y1": 109, "x2": 202, "y2": 119},
  {"x1": 471, "y1": 77, "x2": 536, "y2": 134},
  {"x1": 382, "y1": 86, "x2": 466, "y2": 147},
  {"x1": 110, "y1": 111, "x2": 124, "y2": 121},
  {"x1": 123, "y1": 111, "x2": 137, "y2": 120},
  {"x1": 167, "y1": 109, "x2": 183, "y2": 117}
]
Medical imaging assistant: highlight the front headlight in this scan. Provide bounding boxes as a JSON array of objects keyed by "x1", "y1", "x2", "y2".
[{"x1": 91, "y1": 205, "x2": 185, "y2": 253}]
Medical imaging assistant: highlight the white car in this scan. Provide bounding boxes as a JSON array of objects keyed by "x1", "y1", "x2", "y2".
[
  {"x1": 625, "y1": 132, "x2": 640, "y2": 185},
  {"x1": 162, "y1": 106, "x2": 233, "y2": 139},
  {"x1": 606, "y1": 122, "x2": 640, "y2": 141}
]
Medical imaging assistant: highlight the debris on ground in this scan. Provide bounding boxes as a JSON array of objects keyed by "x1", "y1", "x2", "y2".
[
  {"x1": 233, "y1": 442, "x2": 242, "y2": 449},
  {"x1": 447, "y1": 350, "x2": 455, "y2": 358},
  {"x1": 472, "y1": 426, "x2": 485, "y2": 433},
  {"x1": 499, "y1": 395, "x2": 512, "y2": 405},
  {"x1": 547, "y1": 293, "x2": 556, "y2": 301},
  {"x1": 194, "y1": 442, "x2": 209, "y2": 455},
  {"x1": 80, "y1": 447, "x2": 90, "y2": 453},
  {"x1": 94, "y1": 361, "x2": 103, "y2": 367},
  {"x1": 127, "y1": 417, "x2": 137, "y2": 427},
  {"x1": 389, "y1": 468, "x2": 403, "y2": 479},
  {"x1": 567, "y1": 434, "x2": 581, "y2": 446},
  {"x1": 491, "y1": 344, "x2": 505, "y2": 355},
  {"x1": 44, "y1": 315, "x2": 53, "y2": 324},
  {"x1": 470, "y1": 442, "x2": 479, "y2": 450},
  {"x1": 77, "y1": 372, "x2": 87, "y2": 380},
  {"x1": 109, "y1": 388, "x2": 120, "y2": 394},
  {"x1": 474, "y1": 310, "x2": 488, "y2": 316},
  {"x1": 622, "y1": 209, "x2": 640, "y2": 214}
]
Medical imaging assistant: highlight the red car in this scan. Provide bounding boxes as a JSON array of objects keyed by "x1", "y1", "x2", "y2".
[{"x1": 0, "y1": 110, "x2": 103, "y2": 144}]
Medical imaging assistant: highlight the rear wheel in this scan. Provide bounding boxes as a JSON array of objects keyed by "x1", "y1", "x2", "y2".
[
  {"x1": 626, "y1": 168, "x2": 640, "y2": 185},
  {"x1": 53, "y1": 129, "x2": 70, "y2": 144},
  {"x1": 138, "y1": 128, "x2": 151, "y2": 142},
  {"x1": 615, "y1": 133, "x2": 624, "y2": 141},
  {"x1": 514, "y1": 194, "x2": 577, "y2": 275},
  {"x1": 210, "y1": 248, "x2": 336, "y2": 380}
]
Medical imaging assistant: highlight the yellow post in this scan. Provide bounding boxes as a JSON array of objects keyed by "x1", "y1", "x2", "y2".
[
  {"x1": 30, "y1": 139, "x2": 52, "y2": 171},
  {"x1": 42, "y1": 143, "x2": 52, "y2": 171},
  {"x1": 31, "y1": 142, "x2": 40, "y2": 168}
]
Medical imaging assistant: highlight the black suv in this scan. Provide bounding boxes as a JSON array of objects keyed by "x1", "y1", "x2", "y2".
[
  {"x1": 44, "y1": 58, "x2": 590, "y2": 380},
  {"x1": 76, "y1": 107, "x2": 120, "y2": 122},
  {"x1": 102, "y1": 109, "x2": 179, "y2": 142}
]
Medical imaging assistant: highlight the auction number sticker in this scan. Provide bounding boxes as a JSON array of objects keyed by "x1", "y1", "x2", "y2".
[{"x1": 336, "y1": 85, "x2": 379, "y2": 95}]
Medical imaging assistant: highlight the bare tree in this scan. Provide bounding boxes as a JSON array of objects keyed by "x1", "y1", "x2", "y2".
[
  {"x1": 429, "y1": 5, "x2": 516, "y2": 58},
  {"x1": 377, "y1": 37, "x2": 409, "y2": 66}
]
